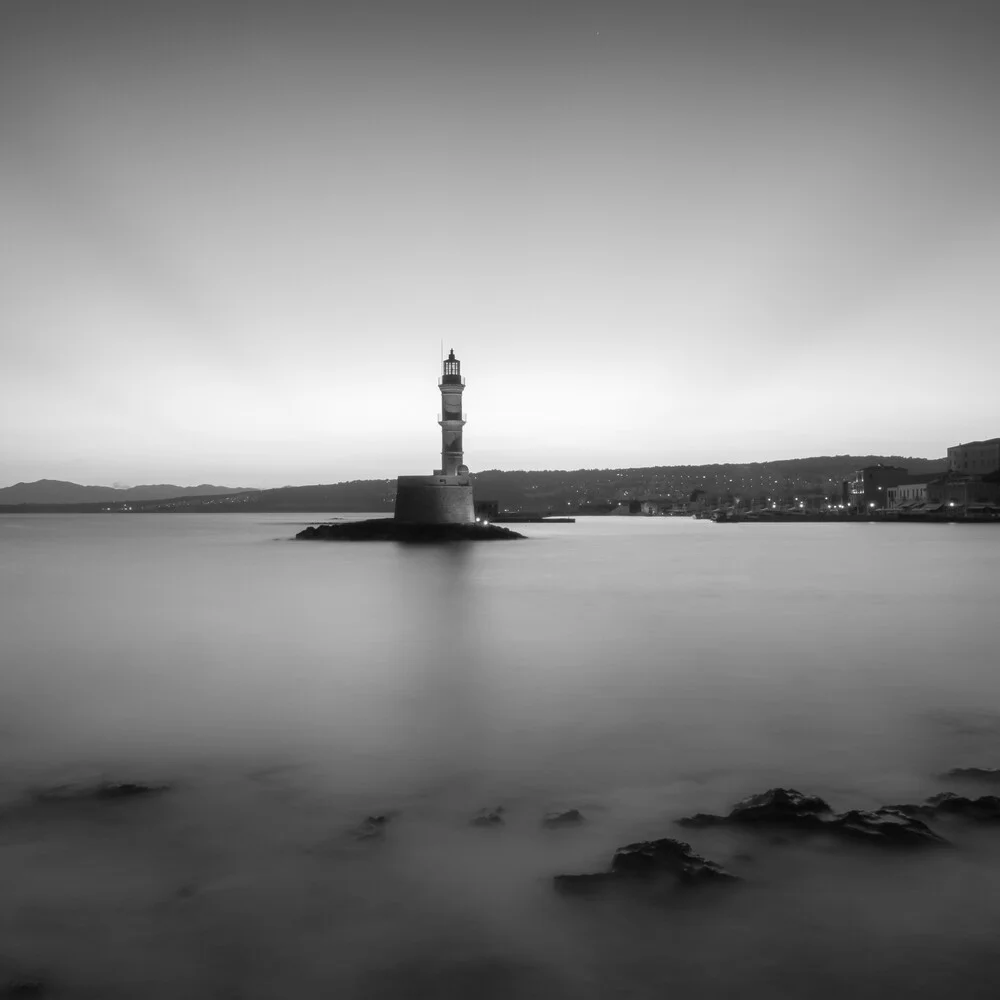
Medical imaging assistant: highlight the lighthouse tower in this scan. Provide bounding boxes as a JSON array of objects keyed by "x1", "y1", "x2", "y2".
[
  {"x1": 393, "y1": 349, "x2": 475, "y2": 524},
  {"x1": 436, "y1": 349, "x2": 468, "y2": 477}
]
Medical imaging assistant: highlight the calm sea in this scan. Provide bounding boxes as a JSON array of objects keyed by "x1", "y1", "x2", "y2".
[{"x1": 2, "y1": 513, "x2": 1000, "y2": 998}]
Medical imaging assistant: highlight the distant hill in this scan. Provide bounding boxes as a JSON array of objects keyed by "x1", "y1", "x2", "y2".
[
  {"x1": 0, "y1": 455, "x2": 949, "y2": 514},
  {"x1": 0, "y1": 479, "x2": 257, "y2": 505}
]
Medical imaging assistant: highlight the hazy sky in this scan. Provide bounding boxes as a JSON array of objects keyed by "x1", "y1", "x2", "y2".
[{"x1": 2, "y1": 0, "x2": 999, "y2": 488}]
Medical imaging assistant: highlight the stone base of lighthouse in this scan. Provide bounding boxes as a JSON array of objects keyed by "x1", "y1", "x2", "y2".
[{"x1": 394, "y1": 475, "x2": 475, "y2": 524}]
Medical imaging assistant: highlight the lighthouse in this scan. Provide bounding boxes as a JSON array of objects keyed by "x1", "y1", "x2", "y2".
[
  {"x1": 393, "y1": 349, "x2": 475, "y2": 524},
  {"x1": 437, "y1": 349, "x2": 468, "y2": 477}
]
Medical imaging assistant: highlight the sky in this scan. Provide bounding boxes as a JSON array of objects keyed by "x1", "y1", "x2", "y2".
[{"x1": 2, "y1": 0, "x2": 999, "y2": 488}]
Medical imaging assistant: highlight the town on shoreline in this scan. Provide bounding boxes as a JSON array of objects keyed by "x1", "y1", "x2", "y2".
[
  {"x1": 1, "y1": 437, "x2": 997, "y2": 522},
  {"x1": 589, "y1": 436, "x2": 1000, "y2": 523}
]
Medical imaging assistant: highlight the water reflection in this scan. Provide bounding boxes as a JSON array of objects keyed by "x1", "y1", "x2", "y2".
[{"x1": 382, "y1": 543, "x2": 495, "y2": 788}]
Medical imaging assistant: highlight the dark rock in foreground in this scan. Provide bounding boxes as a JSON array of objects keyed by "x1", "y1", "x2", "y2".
[
  {"x1": 942, "y1": 767, "x2": 1000, "y2": 784},
  {"x1": 677, "y1": 787, "x2": 833, "y2": 830},
  {"x1": 471, "y1": 806, "x2": 505, "y2": 827},
  {"x1": 3, "y1": 981, "x2": 48, "y2": 998},
  {"x1": 542, "y1": 808, "x2": 585, "y2": 829},
  {"x1": 892, "y1": 792, "x2": 1000, "y2": 823},
  {"x1": 827, "y1": 808, "x2": 949, "y2": 847},
  {"x1": 555, "y1": 838, "x2": 740, "y2": 895},
  {"x1": 612, "y1": 838, "x2": 741, "y2": 884},
  {"x1": 296, "y1": 520, "x2": 526, "y2": 542},
  {"x1": 676, "y1": 787, "x2": 949, "y2": 848},
  {"x1": 351, "y1": 814, "x2": 392, "y2": 841},
  {"x1": 32, "y1": 780, "x2": 171, "y2": 803}
]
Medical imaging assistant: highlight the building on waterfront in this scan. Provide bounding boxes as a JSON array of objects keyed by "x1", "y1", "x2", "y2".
[
  {"x1": 885, "y1": 482, "x2": 930, "y2": 510},
  {"x1": 927, "y1": 474, "x2": 1000, "y2": 508},
  {"x1": 639, "y1": 499, "x2": 672, "y2": 515},
  {"x1": 393, "y1": 349, "x2": 475, "y2": 524},
  {"x1": 947, "y1": 438, "x2": 1000, "y2": 476},
  {"x1": 844, "y1": 465, "x2": 913, "y2": 512},
  {"x1": 914, "y1": 435, "x2": 1000, "y2": 511}
]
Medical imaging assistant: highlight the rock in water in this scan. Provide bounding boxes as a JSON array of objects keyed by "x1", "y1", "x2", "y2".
[
  {"x1": 351, "y1": 815, "x2": 392, "y2": 841},
  {"x1": 32, "y1": 780, "x2": 171, "y2": 803},
  {"x1": 3, "y1": 981, "x2": 48, "y2": 997},
  {"x1": 611, "y1": 838, "x2": 741, "y2": 885},
  {"x1": 728, "y1": 788, "x2": 834, "y2": 823},
  {"x1": 892, "y1": 793, "x2": 1000, "y2": 823},
  {"x1": 471, "y1": 807, "x2": 505, "y2": 827},
  {"x1": 942, "y1": 767, "x2": 1000, "y2": 784},
  {"x1": 827, "y1": 808, "x2": 950, "y2": 847},
  {"x1": 677, "y1": 788, "x2": 949, "y2": 848},
  {"x1": 93, "y1": 781, "x2": 170, "y2": 799},
  {"x1": 554, "y1": 838, "x2": 740, "y2": 894},
  {"x1": 296, "y1": 520, "x2": 525, "y2": 542},
  {"x1": 542, "y1": 809, "x2": 585, "y2": 829},
  {"x1": 677, "y1": 787, "x2": 833, "y2": 830}
]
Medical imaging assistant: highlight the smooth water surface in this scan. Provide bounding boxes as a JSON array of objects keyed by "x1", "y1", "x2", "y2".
[{"x1": 2, "y1": 513, "x2": 999, "y2": 997}]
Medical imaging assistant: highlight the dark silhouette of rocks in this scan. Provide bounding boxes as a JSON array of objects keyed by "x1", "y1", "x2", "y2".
[
  {"x1": 296, "y1": 520, "x2": 525, "y2": 542},
  {"x1": 942, "y1": 767, "x2": 1000, "y2": 784},
  {"x1": 542, "y1": 808, "x2": 585, "y2": 829},
  {"x1": 612, "y1": 838, "x2": 741, "y2": 883},
  {"x1": 351, "y1": 815, "x2": 392, "y2": 840},
  {"x1": 3, "y1": 981, "x2": 48, "y2": 997},
  {"x1": 555, "y1": 838, "x2": 739, "y2": 894},
  {"x1": 471, "y1": 807, "x2": 505, "y2": 827},
  {"x1": 826, "y1": 808, "x2": 949, "y2": 847},
  {"x1": 676, "y1": 787, "x2": 833, "y2": 830},
  {"x1": 676, "y1": 788, "x2": 949, "y2": 848},
  {"x1": 892, "y1": 792, "x2": 1000, "y2": 822},
  {"x1": 32, "y1": 780, "x2": 171, "y2": 803}
]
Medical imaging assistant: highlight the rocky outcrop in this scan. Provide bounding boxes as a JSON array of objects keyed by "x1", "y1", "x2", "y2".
[
  {"x1": 676, "y1": 787, "x2": 948, "y2": 848},
  {"x1": 471, "y1": 807, "x2": 505, "y2": 827},
  {"x1": 611, "y1": 838, "x2": 741, "y2": 883},
  {"x1": 891, "y1": 792, "x2": 1000, "y2": 823},
  {"x1": 542, "y1": 809, "x2": 585, "y2": 829},
  {"x1": 32, "y1": 780, "x2": 171, "y2": 803},
  {"x1": 942, "y1": 767, "x2": 1000, "y2": 784},
  {"x1": 3, "y1": 981, "x2": 48, "y2": 998},
  {"x1": 351, "y1": 815, "x2": 392, "y2": 840},
  {"x1": 826, "y1": 808, "x2": 949, "y2": 847},
  {"x1": 555, "y1": 838, "x2": 739, "y2": 894},
  {"x1": 676, "y1": 788, "x2": 833, "y2": 830},
  {"x1": 296, "y1": 520, "x2": 525, "y2": 542}
]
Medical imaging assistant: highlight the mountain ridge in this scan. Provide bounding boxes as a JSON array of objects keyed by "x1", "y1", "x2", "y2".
[{"x1": 0, "y1": 479, "x2": 258, "y2": 505}]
